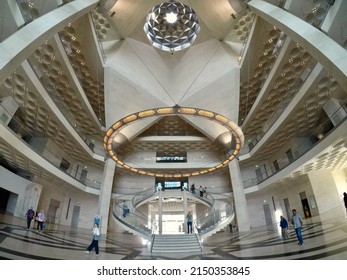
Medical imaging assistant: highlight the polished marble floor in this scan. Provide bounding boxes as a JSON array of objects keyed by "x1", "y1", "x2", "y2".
[{"x1": 1, "y1": 210, "x2": 347, "y2": 260}]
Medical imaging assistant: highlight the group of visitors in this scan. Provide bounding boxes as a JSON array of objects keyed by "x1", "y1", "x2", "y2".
[
  {"x1": 27, "y1": 206, "x2": 101, "y2": 256},
  {"x1": 182, "y1": 183, "x2": 207, "y2": 197},
  {"x1": 228, "y1": 222, "x2": 238, "y2": 232},
  {"x1": 25, "y1": 207, "x2": 45, "y2": 233},
  {"x1": 189, "y1": 184, "x2": 207, "y2": 197},
  {"x1": 82, "y1": 191, "x2": 347, "y2": 256},
  {"x1": 279, "y1": 209, "x2": 303, "y2": 245},
  {"x1": 199, "y1": 186, "x2": 207, "y2": 197},
  {"x1": 82, "y1": 192, "x2": 347, "y2": 256},
  {"x1": 278, "y1": 192, "x2": 347, "y2": 245}
]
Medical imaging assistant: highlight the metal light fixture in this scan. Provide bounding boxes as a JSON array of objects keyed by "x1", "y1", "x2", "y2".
[
  {"x1": 143, "y1": 0, "x2": 200, "y2": 53},
  {"x1": 104, "y1": 106, "x2": 244, "y2": 178}
]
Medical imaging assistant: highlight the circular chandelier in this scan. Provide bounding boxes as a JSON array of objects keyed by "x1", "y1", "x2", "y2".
[
  {"x1": 103, "y1": 106, "x2": 244, "y2": 178},
  {"x1": 143, "y1": 0, "x2": 200, "y2": 52}
]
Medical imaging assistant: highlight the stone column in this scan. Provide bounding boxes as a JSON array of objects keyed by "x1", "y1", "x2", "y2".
[
  {"x1": 183, "y1": 190, "x2": 188, "y2": 233},
  {"x1": 97, "y1": 158, "x2": 116, "y2": 235},
  {"x1": 228, "y1": 160, "x2": 250, "y2": 232},
  {"x1": 158, "y1": 190, "x2": 163, "y2": 234},
  {"x1": 148, "y1": 204, "x2": 153, "y2": 233}
]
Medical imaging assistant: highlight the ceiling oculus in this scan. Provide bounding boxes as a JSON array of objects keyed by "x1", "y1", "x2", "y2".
[{"x1": 143, "y1": 0, "x2": 200, "y2": 52}]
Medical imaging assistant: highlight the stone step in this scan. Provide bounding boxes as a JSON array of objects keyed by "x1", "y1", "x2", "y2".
[
  {"x1": 153, "y1": 239, "x2": 198, "y2": 244},
  {"x1": 154, "y1": 235, "x2": 194, "y2": 238},
  {"x1": 152, "y1": 241, "x2": 200, "y2": 247},
  {"x1": 154, "y1": 235, "x2": 197, "y2": 240},
  {"x1": 152, "y1": 247, "x2": 202, "y2": 253},
  {"x1": 151, "y1": 234, "x2": 202, "y2": 254}
]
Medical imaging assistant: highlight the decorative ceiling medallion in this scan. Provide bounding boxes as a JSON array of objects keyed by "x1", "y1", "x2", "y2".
[
  {"x1": 104, "y1": 106, "x2": 244, "y2": 178},
  {"x1": 143, "y1": 0, "x2": 200, "y2": 52}
]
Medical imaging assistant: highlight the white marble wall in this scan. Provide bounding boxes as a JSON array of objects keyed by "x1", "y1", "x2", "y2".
[
  {"x1": 245, "y1": 166, "x2": 347, "y2": 228},
  {"x1": 308, "y1": 169, "x2": 344, "y2": 214}
]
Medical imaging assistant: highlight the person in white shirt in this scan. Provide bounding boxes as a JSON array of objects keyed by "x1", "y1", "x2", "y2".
[
  {"x1": 85, "y1": 223, "x2": 101, "y2": 256},
  {"x1": 36, "y1": 210, "x2": 45, "y2": 233}
]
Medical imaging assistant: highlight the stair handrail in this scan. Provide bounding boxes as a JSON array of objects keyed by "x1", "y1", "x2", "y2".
[
  {"x1": 132, "y1": 187, "x2": 158, "y2": 207},
  {"x1": 113, "y1": 189, "x2": 233, "y2": 239},
  {"x1": 186, "y1": 190, "x2": 215, "y2": 206},
  {"x1": 194, "y1": 194, "x2": 234, "y2": 236},
  {"x1": 190, "y1": 192, "x2": 217, "y2": 227},
  {"x1": 113, "y1": 198, "x2": 154, "y2": 238},
  {"x1": 132, "y1": 187, "x2": 215, "y2": 208}
]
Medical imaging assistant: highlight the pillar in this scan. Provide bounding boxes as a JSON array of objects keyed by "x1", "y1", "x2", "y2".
[
  {"x1": 158, "y1": 190, "x2": 163, "y2": 234},
  {"x1": 97, "y1": 158, "x2": 115, "y2": 235},
  {"x1": 228, "y1": 160, "x2": 250, "y2": 232},
  {"x1": 183, "y1": 190, "x2": 188, "y2": 233}
]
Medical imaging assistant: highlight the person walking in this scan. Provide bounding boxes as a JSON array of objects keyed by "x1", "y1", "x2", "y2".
[
  {"x1": 25, "y1": 207, "x2": 35, "y2": 230},
  {"x1": 279, "y1": 215, "x2": 290, "y2": 240},
  {"x1": 94, "y1": 214, "x2": 101, "y2": 226},
  {"x1": 190, "y1": 184, "x2": 196, "y2": 195},
  {"x1": 228, "y1": 222, "x2": 233, "y2": 233},
  {"x1": 84, "y1": 223, "x2": 101, "y2": 256},
  {"x1": 343, "y1": 192, "x2": 347, "y2": 218},
  {"x1": 291, "y1": 209, "x2": 303, "y2": 245},
  {"x1": 186, "y1": 213, "x2": 193, "y2": 234},
  {"x1": 204, "y1": 186, "x2": 207, "y2": 197},
  {"x1": 199, "y1": 186, "x2": 204, "y2": 197},
  {"x1": 121, "y1": 201, "x2": 129, "y2": 218},
  {"x1": 36, "y1": 209, "x2": 45, "y2": 233}
]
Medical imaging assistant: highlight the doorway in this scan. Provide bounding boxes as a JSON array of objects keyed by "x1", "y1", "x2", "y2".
[
  {"x1": 273, "y1": 160, "x2": 280, "y2": 172},
  {"x1": 299, "y1": 191, "x2": 311, "y2": 218},
  {"x1": 255, "y1": 167, "x2": 263, "y2": 182},
  {"x1": 286, "y1": 149, "x2": 294, "y2": 163},
  {"x1": 263, "y1": 204, "x2": 273, "y2": 226},
  {"x1": 301, "y1": 199, "x2": 311, "y2": 218},
  {"x1": 0, "y1": 187, "x2": 11, "y2": 213},
  {"x1": 71, "y1": 205, "x2": 80, "y2": 228},
  {"x1": 47, "y1": 199, "x2": 60, "y2": 224},
  {"x1": 80, "y1": 169, "x2": 88, "y2": 184},
  {"x1": 158, "y1": 213, "x2": 184, "y2": 234}
]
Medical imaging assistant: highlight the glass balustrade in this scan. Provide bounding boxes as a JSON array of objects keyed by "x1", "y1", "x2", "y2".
[
  {"x1": 113, "y1": 189, "x2": 234, "y2": 239},
  {"x1": 113, "y1": 198, "x2": 154, "y2": 237},
  {"x1": 194, "y1": 196, "x2": 234, "y2": 236}
]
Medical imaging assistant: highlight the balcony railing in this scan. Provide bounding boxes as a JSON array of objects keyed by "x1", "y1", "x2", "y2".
[{"x1": 242, "y1": 108, "x2": 347, "y2": 188}]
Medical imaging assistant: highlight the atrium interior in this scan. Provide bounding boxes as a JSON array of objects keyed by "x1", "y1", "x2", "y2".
[{"x1": 0, "y1": 0, "x2": 347, "y2": 259}]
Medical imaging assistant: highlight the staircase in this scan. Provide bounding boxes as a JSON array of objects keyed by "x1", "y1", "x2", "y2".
[
  {"x1": 151, "y1": 234, "x2": 202, "y2": 254},
  {"x1": 113, "y1": 189, "x2": 235, "y2": 245},
  {"x1": 195, "y1": 200, "x2": 234, "y2": 237}
]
